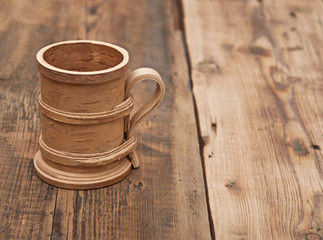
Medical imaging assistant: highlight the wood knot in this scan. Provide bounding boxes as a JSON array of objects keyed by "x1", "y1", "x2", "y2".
[
  {"x1": 293, "y1": 139, "x2": 309, "y2": 156},
  {"x1": 311, "y1": 144, "x2": 320, "y2": 150},
  {"x1": 306, "y1": 233, "x2": 321, "y2": 240},
  {"x1": 290, "y1": 11, "x2": 297, "y2": 18},
  {"x1": 225, "y1": 182, "x2": 236, "y2": 188},
  {"x1": 238, "y1": 46, "x2": 270, "y2": 57},
  {"x1": 134, "y1": 182, "x2": 143, "y2": 190},
  {"x1": 197, "y1": 60, "x2": 221, "y2": 74},
  {"x1": 249, "y1": 46, "x2": 270, "y2": 56},
  {"x1": 211, "y1": 122, "x2": 217, "y2": 135}
]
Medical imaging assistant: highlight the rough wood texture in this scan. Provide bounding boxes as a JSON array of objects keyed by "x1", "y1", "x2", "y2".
[
  {"x1": 182, "y1": 0, "x2": 323, "y2": 239},
  {"x1": 0, "y1": 0, "x2": 210, "y2": 239}
]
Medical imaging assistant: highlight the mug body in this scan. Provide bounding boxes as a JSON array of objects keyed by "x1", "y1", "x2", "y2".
[
  {"x1": 37, "y1": 41, "x2": 129, "y2": 112},
  {"x1": 34, "y1": 40, "x2": 133, "y2": 189},
  {"x1": 34, "y1": 40, "x2": 166, "y2": 189}
]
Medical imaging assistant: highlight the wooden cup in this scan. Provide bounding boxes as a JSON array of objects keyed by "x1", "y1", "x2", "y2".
[{"x1": 33, "y1": 40, "x2": 165, "y2": 189}]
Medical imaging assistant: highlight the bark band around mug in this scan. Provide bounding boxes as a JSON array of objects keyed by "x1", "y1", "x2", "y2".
[
  {"x1": 38, "y1": 94, "x2": 137, "y2": 166},
  {"x1": 33, "y1": 40, "x2": 165, "y2": 189}
]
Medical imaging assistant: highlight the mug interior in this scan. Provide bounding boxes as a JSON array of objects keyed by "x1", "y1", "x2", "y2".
[{"x1": 43, "y1": 42, "x2": 124, "y2": 72}]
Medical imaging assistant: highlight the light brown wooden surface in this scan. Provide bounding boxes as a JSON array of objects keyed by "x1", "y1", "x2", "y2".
[
  {"x1": 0, "y1": 0, "x2": 210, "y2": 239},
  {"x1": 1, "y1": 0, "x2": 323, "y2": 238},
  {"x1": 182, "y1": 0, "x2": 323, "y2": 239}
]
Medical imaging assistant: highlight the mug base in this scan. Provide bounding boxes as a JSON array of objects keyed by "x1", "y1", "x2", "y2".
[{"x1": 33, "y1": 151, "x2": 132, "y2": 190}]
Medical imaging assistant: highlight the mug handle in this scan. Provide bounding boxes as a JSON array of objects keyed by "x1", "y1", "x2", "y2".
[{"x1": 125, "y1": 68, "x2": 166, "y2": 168}]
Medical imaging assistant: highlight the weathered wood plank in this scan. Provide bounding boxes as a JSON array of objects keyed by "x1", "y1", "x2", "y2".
[
  {"x1": 0, "y1": 0, "x2": 211, "y2": 239},
  {"x1": 0, "y1": 0, "x2": 59, "y2": 239},
  {"x1": 182, "y1": 0, "x2": 323, "y2": 239}
]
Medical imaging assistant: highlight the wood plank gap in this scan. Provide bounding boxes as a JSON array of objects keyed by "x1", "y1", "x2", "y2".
[
  {"x1": 192, "y1": 96, "x2": 217, "y2": 240},
  {"x1": 50, "y1": 191, "x2": 59, "y2": 240},
  {"x1": 177, "y1": 0, "x2": 216, "y2": 239}
]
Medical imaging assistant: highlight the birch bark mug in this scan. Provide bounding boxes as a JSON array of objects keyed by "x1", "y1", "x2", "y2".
[{"x1": 33, "y1": 40, "x2": 165, "y2": 189}]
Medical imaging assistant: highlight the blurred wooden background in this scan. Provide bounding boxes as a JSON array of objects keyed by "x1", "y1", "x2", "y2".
[{"x1": 0, "y1": 0, "x2": 322, "y2": 239}]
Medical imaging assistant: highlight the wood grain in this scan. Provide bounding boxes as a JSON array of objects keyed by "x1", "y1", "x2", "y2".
[
  {"x1": 0, "y1": 0, "x2": 211, "y2": 239},
  {"x1": 182, "y1": 0, "x2": 323, "y2": 239}
]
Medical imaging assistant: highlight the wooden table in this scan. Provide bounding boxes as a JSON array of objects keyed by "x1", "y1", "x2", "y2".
[{"x1": 0, "y1": 0, "x2": 322, "y2": 239}]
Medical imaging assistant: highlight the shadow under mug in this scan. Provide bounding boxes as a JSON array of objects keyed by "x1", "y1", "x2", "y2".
[{"x1": 33, "y1": 40, "x2": 165, "y2": 189}]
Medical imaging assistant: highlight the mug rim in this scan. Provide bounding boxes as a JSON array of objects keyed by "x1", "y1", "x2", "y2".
[{"x1": 36, "y1": 40, "x2": 129, "y2": 75}]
